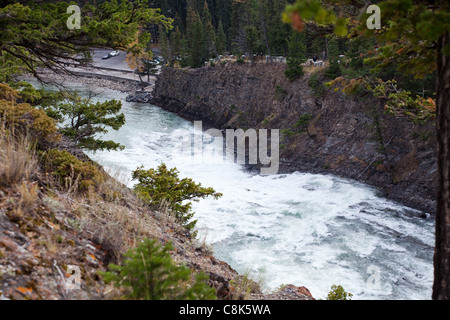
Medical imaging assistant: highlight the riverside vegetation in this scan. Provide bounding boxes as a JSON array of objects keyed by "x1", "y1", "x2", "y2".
[{"x1": 0, "y1": 80, "x2": 239, "y2": 299}]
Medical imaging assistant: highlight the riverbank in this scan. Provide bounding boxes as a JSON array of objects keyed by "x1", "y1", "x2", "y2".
[
  {"x1": 23, "y1": 69, "x2": 143, "y2": 93},
  {"x1": 150, "y1": 63, "x2": 437, "y2": 215},
  {"x1": 2, "y1": 70, "x2": 315, "y2": 300}
]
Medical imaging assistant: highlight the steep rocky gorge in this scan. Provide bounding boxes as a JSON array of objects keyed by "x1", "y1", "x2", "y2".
[
  {"x1": 1, "y1": 73, "x2": 315, "y2": 300},
  {"x1": 151, "y1": 63, "x2": 437, "y2": 215}
]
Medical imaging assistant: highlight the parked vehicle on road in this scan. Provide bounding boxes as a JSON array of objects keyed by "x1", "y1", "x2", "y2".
[{"x1": 109, "y1": 50, "x2": 120, "y2": 57}]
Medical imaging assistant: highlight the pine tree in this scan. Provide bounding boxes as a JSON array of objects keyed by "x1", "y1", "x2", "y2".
[
  {"x1": 284, "y1": 31, "x2": 306, "y2": 81},
  {"x1": 325, "y1": 37, "x2": 341, "y2": 79},
  {"x1": 160, "y1": 30, "x2": 172, "y2": 65},
  {"x1": 132, "y1": 163, "x2": 222, "y2": 232},
  {"x1": 216, "y1": 20, "x2": 227, "y2": 55},
  {"x1": 202, "y1": 1, "x2": 217, "y2": 58},
  {"x1": 244, "y1": 25, "x2": 260, "y2": 59},
  {"x1": 229, "y1": 0, "x2": 250, "y2": 55},
  {"x1": 170, "y1": 26, "x2": 183, "y2": 63},
  {"x1": 264, "y1": 0, "x2": 290, "y2": 55},
  {"x1": 100, "y1": 238, "x2": 217, "y2": 300},
  {"x1": 190, "y1": 13, "x2": 206, "y2": 67}
]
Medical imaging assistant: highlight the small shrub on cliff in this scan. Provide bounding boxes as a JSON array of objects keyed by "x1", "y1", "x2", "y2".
[
  {"x1": 43, "y1": 148, "x2": 104, "y2": 192},
  {"x1": 0, "y1": 98, "x2": 59, "y2": 142},
  {"x1": 308, "y1": 72, "x2": 326, "y2": 97},
  {"x1": 275, "y1": 85, "x2": 287, "y2": 100},
  {"x1": 100, "y1": 238, "x2": 217, "y2": 300},
  {"x1": 294, "y1": 114, "x2": 313, "y2": 133},
  {"x1": 326, "y1": 284, "x2": 353, "y2": 300},
  {"x1": 50, "y1": 96, "x2": 126, "y2": 152},
  {"x1": 281, "y1": 128, "x2": 295, "y2": 140},
  {"x1": 132, "y1": 164, "x2": 222, "y2": 233}
]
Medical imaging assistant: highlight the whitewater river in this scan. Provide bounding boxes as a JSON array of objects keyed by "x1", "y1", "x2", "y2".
[{"x1": 63, "y1": 84, "x2": 435, "y2": 300}]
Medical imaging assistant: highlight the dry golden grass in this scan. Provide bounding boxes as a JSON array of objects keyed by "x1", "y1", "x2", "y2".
[
  {"x1": 0, "y1": 127, "x2": 37, "y2": 188},
  {"x1": 9, "y1": 181, "x2": 40, "y2": 219}
]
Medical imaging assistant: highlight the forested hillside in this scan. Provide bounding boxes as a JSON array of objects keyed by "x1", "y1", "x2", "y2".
[{"x1": 149, "y1": 0, "x2": 435, "y2": 102}]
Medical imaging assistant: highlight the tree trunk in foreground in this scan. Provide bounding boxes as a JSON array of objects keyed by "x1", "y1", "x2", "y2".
[{"x1": 433, "y1": 30, "x2": 450, "y2": 300}]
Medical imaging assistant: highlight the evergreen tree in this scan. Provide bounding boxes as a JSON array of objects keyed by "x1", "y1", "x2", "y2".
[
  {"x1": 244, "y1": 25, "x2": 261, "y2": 60},
  {"x1": 52, "y1": 97, "x2": 126, "y2": 152},
  {"x1": 284, "y1": 31, "x2": 306, "y2": 81},
  {"x1": 229, "y1": 0, "x2": 250, "y2": 55},
  {"x1": 325, "y1": 37, "x2": 341, "y2": 79},
  {"x1": 264, "y1": 0, "x2": 291, "y2": 55},
  {"x1": 216, "y1": 20, "x2": 227, "y2": 55},
  {"x1": 185, "y1": 5, "x2": 207, "y2": 68},
  {"x1": 190, "y1": 13, "x2": 206, "y2": 67},
  {"x1": 171, "y1": 26, "x2": 183, "y2": 61},
  {"x1": 132, "y1": 163, "x2": 222, "y2": 232},
  {"x1": 160, "y1": 30, "x2": 172, "y2": 65},
  {"x1": 100, "y1": 238, "x2": 217, "y2": 300},
  {"x1": 201, "y1": 1, "x2": 217, "y2": 58}
]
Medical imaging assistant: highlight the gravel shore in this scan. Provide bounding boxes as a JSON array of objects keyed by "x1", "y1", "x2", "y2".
[{"x1": 20, "y1": 69, "x2": 145, "y2": 93}]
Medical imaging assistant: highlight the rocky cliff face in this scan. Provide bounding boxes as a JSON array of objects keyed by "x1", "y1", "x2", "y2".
[{"x1": 151, "y1": 63, "x2": 437, "y2": 215}]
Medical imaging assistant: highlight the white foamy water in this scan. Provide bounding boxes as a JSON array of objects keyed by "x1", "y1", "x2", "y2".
[{"x1": 67, "y1": 86, "x2": 434, "y2": 300}]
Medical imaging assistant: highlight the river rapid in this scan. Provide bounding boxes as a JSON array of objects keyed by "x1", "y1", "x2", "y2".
[{"x1": 58, "y1": 83, "x2": 435, "y2": 300}]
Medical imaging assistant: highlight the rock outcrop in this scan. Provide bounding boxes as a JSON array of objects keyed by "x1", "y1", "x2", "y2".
[{"x1": 151, "y1": 64, "x2": 437, "y2": 214}]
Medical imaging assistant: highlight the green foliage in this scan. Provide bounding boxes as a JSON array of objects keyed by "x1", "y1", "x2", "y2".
[
  {"x1": 294, "y1": 113, "x2": 313, "y2": 133},
  {"x1": 285, "y1": 62, "x2": 304, "y2": 82},
  {"x1": 342, "y1": 37, "x2": 377, "y2": 79},
  {"x1": 308, "y1": 72, "x2": 326, "y2": 97},
  {"x1": 136, "y1": 59, "x2": 159, "y2": 81},
  {"x1": 187, "y1": 9, "x2": 206, "y2": 68},
  {"x1": 11, "y1": 81, "x2": 65, "y2": 109},
  {"x1": 201, "y1": 1, "x2": 217, "y2": 58},
  {"x1": 281, "y1": 128, "x2": 295, "y2": 140},
  {"x1": 329, "y1": 77, "x2": 436, "y2": 124},
  {"x1": 360, "y1": 1, "x2": 450, "y2": 79},
  {"x1": 216, "y1": 20, "x2": 227, "y2": 55},
  {"x1": 43, "y1": 148, "x2": 104, "y2": 191},
  {"x1": 281, "y1": 113, "x2": 312, "y2": 142},
  {"x1": 373, "y1": 80, "x2": 436, "y2": 124},
  {"x1": 244, "y1": 25, "x2": 261, "y2": 56},
  {"x1": 283, "y1": 0, "x2": 347, "y2": 36},
  {"x1": 132, "y1": 164, "x2": 222, "y2": 232},
  {"x1": 284, "y1": 32, "x2": 306, "y2": 81},
  {"x1": 325, "y1": 37, "x2": 341, "y2": 80},
  {"x1": 100, "y1": 238, "x2": 217, "y2": 300},
  {"x1": 2, "y1": 82, "x2": 126, "y2": 152},
  {"x1": 49, "y1": 95, "x2": 126, "y2": 152},
  {"x1": 325, "y1": 58, "x2": 341, "y2": 80},
  {"x1": 0, "y1": 84, "x2": 59, "y2": 142},
  {"x1": 0, "y1": 1, "x2": 172, "y2": 81},
  {"x1": 326, "y1": 284, "x2": 353, "y2": 300},
  {"x1": 275, "y1": 85, "x2": 287, "y2": 100}
]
